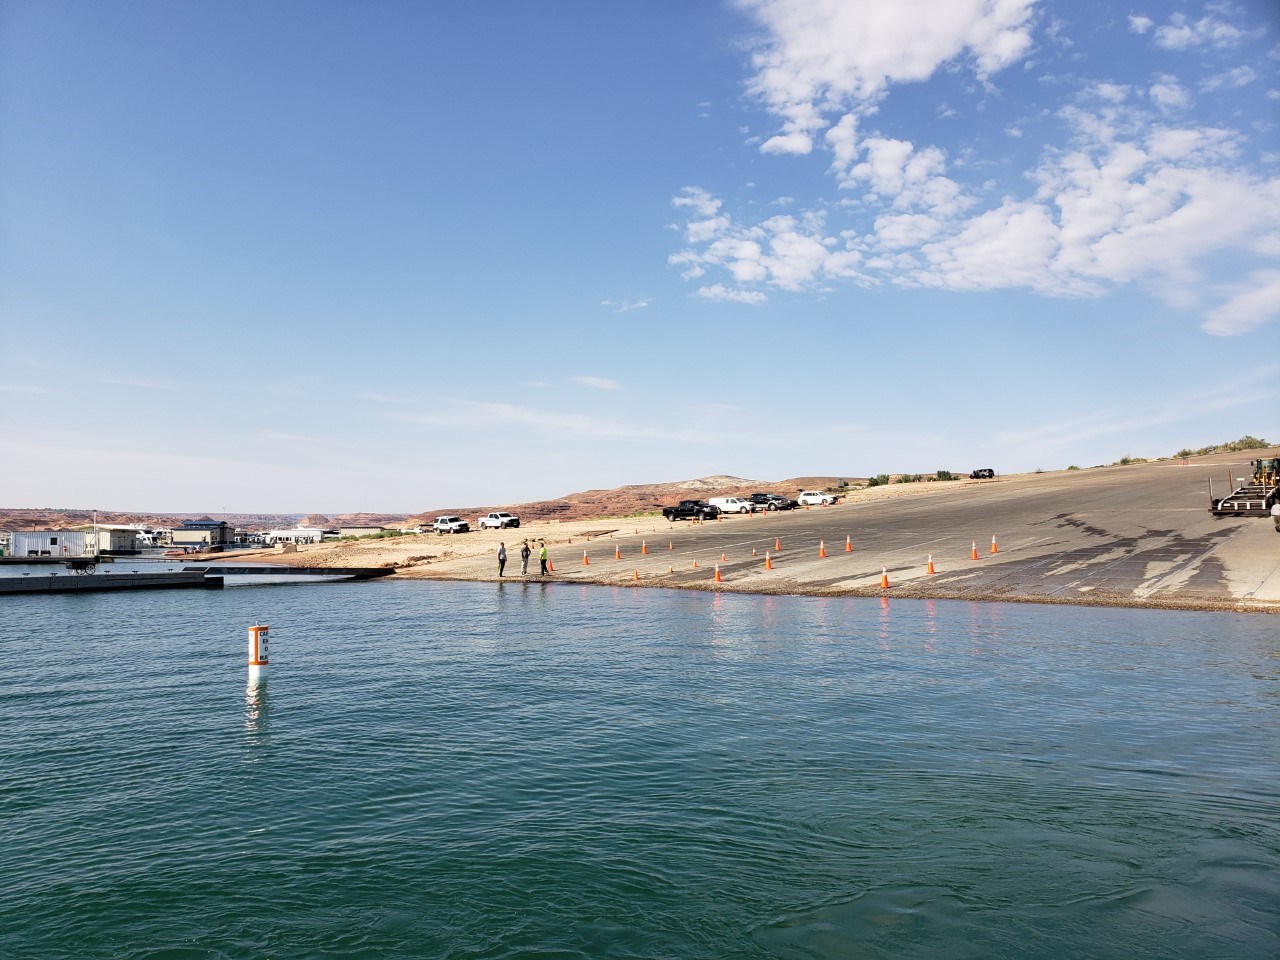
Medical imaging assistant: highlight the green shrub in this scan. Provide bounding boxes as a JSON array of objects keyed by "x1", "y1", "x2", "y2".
[
  {"x1": 866, "y1": 474, "x2": 890, "y2": 487},
  {"x1": 1067, "y1": 465, "x2": 1080, "y2": 471},
  {"x1": 1173, "y1": 436, "x2": 1270, "y2": 458},
  {"x1": 935, "y1": 470, "x2": 955, "y2": 481}
]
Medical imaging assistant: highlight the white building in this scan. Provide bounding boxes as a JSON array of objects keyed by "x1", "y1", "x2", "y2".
[
  {"x1": 266, "y1": 527, "x2": 327, "y2": 544},
  {"x1": 12, "y1": 531, "x2": 91, "y2": 557}
]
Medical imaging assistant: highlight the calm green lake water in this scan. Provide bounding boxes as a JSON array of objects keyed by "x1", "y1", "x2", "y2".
[{"x1": 1, "y1": 582, "x2": 1276, "y2": 959}]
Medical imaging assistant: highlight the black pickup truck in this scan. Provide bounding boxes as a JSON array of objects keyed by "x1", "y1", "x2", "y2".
[
  {"x1": 748, "y1": 492, "x2": 797, "y2": 511},
  {"x1": 662, "y1": 500, "x2": 721, "y2": 521}
]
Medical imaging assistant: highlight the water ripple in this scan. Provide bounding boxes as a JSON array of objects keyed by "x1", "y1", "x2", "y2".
[{"x1": 0, "y1": 583, "x2": 1276, "y2": 959}]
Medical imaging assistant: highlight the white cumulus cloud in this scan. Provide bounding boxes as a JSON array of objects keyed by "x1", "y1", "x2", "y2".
[
  {"x1": 737, "y1": 0, "x2": 1036, "y2": 149},
  {"x1": 1153, "y1": 14, "x2": 1249, "y2": 51}
]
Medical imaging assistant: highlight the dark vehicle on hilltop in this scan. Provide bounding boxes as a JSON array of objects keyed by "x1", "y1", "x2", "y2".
[
  {"x1": 748, "y1": 493, "x2": 798, "y2": 511},
  {"x1": 662, "y1": 500, "x2": 721, "y2": 522},
  {"x1": 970, "y1": 468, "x2": 996, "y2": 479}
]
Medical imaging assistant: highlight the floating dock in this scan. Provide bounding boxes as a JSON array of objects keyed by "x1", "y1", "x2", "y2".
[
  {"x1": 182, "y1": 565, "x2": 396, "y2": 579},
  {"x1": 0, "y1": 572, "x2": 223, "y2": 595}
]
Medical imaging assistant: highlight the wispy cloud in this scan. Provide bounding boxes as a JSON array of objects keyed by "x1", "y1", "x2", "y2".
[
  {"x1": 258, "y1": 430, "x2": 326, "y2": 444},
  {"x1": 100, "y1": 377, "x2": 175, "y2": 389},
  {"x1": 994, "y1": 368, "x2": 1279, "y2": 450},
  {"x1": 360, "y1": 391, "x2": 414, "y2": 404},
  {"x1": 571, "y1": 375, "x2": 622, "y2": 390},
  {"x1": 391, "y1": 400, "x2": 716, "y2": 443},
  {"x1": 599, "y1": 298, "x2": 651, "y2": 313}
]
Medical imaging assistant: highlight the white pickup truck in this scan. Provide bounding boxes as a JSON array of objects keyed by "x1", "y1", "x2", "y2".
[
  {"x1": 432, "y1": 515, "x2": 470, "y2": 534},
  {"x1": 477, "y1": 511, "x2": 521, "y2": 529}
]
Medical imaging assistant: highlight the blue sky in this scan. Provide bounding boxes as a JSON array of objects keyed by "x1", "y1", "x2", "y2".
[{"x1": 2, "y1": 0, "x2": 1278, "y2": 513}]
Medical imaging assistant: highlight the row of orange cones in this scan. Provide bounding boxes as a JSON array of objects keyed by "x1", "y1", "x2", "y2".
[
  {"x1": 584, "y1": 535, "x2": 1000, "y2": 565},
  {"x1": 606, "y1": 537, "x2": 1003, "y2": 587}
]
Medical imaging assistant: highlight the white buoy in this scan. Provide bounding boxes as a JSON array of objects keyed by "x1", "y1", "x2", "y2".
[{"x1": 247, "y1": 624, "x2": 269, "y2": 685}]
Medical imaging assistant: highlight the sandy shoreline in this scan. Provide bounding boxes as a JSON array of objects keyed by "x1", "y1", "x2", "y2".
[{"x1": 198, "y1": 457, "x2": 1280, "y2": 615}]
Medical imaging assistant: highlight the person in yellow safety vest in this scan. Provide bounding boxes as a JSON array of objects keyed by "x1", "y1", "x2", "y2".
[{"x1": 539, "y1": 541, "x2": 549, "y2": 576}]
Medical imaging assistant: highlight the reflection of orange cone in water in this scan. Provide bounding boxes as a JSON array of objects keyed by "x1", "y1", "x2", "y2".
[
  {"x1": 880, "y1": 567, "x2": 889, "y2": 589},
  {"x1": 845, "y1": 535, "x2": 852, "y2": 552},
  {"x1": 583, "y1": 549, "x2": 589, "y2": 566},
  {"x1": 764, "y1": 552, "x2": 773, "y2": 570},
  {"x1": 714, "y1": 565, "x2": 721, "y2": 583},
  {"x1": 991, "y1": 534, "x2": 999, "y2": 554},
  {"x1": 818, "y1": 540, "x2": 826, "y2": 558},
  {"x1": 971, "y1": 541, "x2": 979, "y2": 560},
  {"x1": 927, "y1": 554, "x2": 936, "y2": 575}
]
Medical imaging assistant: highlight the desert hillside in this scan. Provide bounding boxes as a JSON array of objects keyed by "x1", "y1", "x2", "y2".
[{"x1": 0, "y1": 476, "x2": 856, "y2": 531}]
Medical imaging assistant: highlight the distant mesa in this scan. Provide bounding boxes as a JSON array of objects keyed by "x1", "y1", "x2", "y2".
[
  {"x1": 300, "y1": 514, "x2": 332, "y2": 527},
  {"x1": 680, "y1": 475, "x2": 751, "y2": 490}
]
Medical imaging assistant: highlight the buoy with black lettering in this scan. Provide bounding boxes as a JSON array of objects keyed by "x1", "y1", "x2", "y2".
[{"x1": 247, "y1": 624, "x2": 269, "y2": 685}]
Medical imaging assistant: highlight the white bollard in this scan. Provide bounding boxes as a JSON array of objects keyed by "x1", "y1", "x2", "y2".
[{"x1": 247, "y1": 624, "x2": 269, "y2": 685}]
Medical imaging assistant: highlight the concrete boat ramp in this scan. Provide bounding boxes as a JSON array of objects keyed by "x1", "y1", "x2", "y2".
[{"x1": 0, "y1": 565, "x2": 395, "y2": 596}]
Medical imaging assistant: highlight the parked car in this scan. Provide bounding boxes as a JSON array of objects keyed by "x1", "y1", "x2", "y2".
[
  {"x1": 432, "y1": 515, "x2": 470, "y2": 534},
  {"x1": 708, "y1": 497, "x2": 754, "y2": 514},
  {"x1": 797, "y1": 490, "x2": 838, "y2": 506},
  {"x1": 970, "y1": 468, "x2": 996, "y2": 479},
  {"x1": 662, "y1": 500, "x2": 721, "y2": 521},
  {"x1": 478, "y1": 512, "x2": 520, "y2": 529},
  {"x1": 748, "y1": 493, "x2": 797, "y2": 511}
]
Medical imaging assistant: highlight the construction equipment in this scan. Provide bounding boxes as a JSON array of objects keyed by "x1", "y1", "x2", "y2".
[{"x1": 1209, "y1": 459, "x2": 1279, "y2": 522}]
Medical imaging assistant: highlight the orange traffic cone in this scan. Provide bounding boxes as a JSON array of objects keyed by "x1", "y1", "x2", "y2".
[
  {"x1": 714, "y1": 565, "x2": 722, "y2": 583},
  {"x1": 548, "y1": 559, "x2": 555, "y2": 572},
  {"x1": 927, "y1": 554, "x2": 936, "y2": 575},
  {"x1": 845, "y1": 535, "x2": 852, "y2": 552},
  {"x1": 764, "y1": 551, "x2": 773, "y2": 570},
  {"x1": 641, "y1": 540, "x2": 648, "y2": 555},
  {"x1": 692, "y1": 559, "x2": 698, "y2": 569},
  {"x1": 970, "y1": 541, "x2": 979, "y2": 561},
  {"x1": 721, "y1": 552, "x2": 727, "y2": 562},
  {"x1": 991, "y1": 535, "x2": 999, "y2": 554},
  {"x1": 669, "y1": 541, "x2": 674, "y2": 551},
  {"x1": 583, "y1": 549, "x2": 589, "y2": 566},
  {"x1": 634, "y1": 569, "x2": 640, "y2": 581},
  {"x1": 818, "y1": 540, "x2": 826, "y2": 558},
  {"x1": 668, "y1": 566, "x2": 674, "y2": 574},
  {"x1": 752, "y1": 547, "x2": 757, "y2": 556},
  {"x1": 615, "y1": 545, "x2": 621, "y2": 560},
  {"x1": 880, "y1": 566, "x2": 890, "y2": 590},
  {"x1": 775, "y1": 538, "x2": 781, "y2": 552}
]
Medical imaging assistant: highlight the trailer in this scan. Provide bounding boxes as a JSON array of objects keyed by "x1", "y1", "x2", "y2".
[{"x1": 1209, "y1": 458, "x2": 1279, "y2": 528}]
